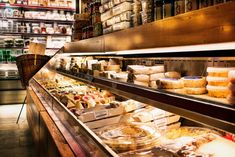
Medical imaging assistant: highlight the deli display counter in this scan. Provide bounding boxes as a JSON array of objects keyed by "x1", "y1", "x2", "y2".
[
  {"x1": 26, "y1": 2, "x2": 235, "y2": 157},
  {"x1": 27, "y1": 47, "x2": 235, "y2": 157}
]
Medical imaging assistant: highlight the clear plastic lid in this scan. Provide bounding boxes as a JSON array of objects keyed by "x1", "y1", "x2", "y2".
[{"x1": 98, "y1": 123, "x2": 161, "y2": 152}]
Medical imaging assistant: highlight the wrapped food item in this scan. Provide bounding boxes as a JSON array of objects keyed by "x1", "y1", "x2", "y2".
[
  {"x1": 98, "y1": 123, "x2": 161, "y2": 152},
  {"x1": 206, "y1": 85, "x2": 229, "y2": 98},
  {"x1": 206, "y1": 76, "x2": 229, "y2": 86},
  {"x1": 150, "y1": 73, "x2": 165, "y2": 81},
  {"x1": 164, "y1": 71, "x2": 181, "y2": 79},
  {"x1": 182, "y1": 76, "x2": 206, "y2": 88},
  {"x1": 121, "y1": 99, "x2": 146, "y2": 112},
  {"x1": 207, "y1": 67, "x2": 235, "y2": 77},
  {"x1": 157, "y1": 78, "x2": 184, "y2": 89},
  {"x1": 134, "y1": 80, "x2": 149, "y2": 87},
  {"x1": 184, "y1": 87, "x2": 206, "y2": 95},
  {"x1": 127, "y1": 65, "x2": 150, "y2": 74},
  {"x1": 110, "y1": 72, "x2": 128, "y2": 82}
]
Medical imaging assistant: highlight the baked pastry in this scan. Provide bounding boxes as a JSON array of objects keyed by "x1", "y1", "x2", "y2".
[
  {"x1": 206, "y1": 85, "x2": 230, "y2": 98},
  {"x1": 182, "y1": 76, "x2": 206, "y2": 88},
  {"x1": 206, "y1": 76, "x2": 229, "y2": 86},
  {"x1": 184, "y1": 87, "x2": 206, "y2": 95},
  {"x1": 207, "y1": 67, "x2": 235, "y2": 77},
  {"x1": 158, "y1": 78, "x2": 184, "y2": 89}
]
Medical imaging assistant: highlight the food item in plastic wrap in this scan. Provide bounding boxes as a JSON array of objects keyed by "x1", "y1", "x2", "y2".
[
  {"x1": 134, "y1": 80, "x2": 149, "y2": 87},
  {"x1": 98, "y1": 123, "x2": 161, "y2": 151},
  {"x1": 182, "y1": 76, "x2": 206, "y2": 88},
  {"x1": 132, "y1": 0, "x2": 142, "y2": 26},
  {"x1": 112, "y1": 2, "x2": 132, "y2": 16},
  {"x1": 119, "y1": 147, "x2": 179, "y2": 157},
  {"x1": 113, "y1": 21, "x2": 131, "y2": 31},
  {"x1": 121, "y1": 99, "x2": 146, "y2": 112},
  {"x1": 206, "y1": 76, "x2": 229, "y2": 86},
  {"x1": 141, "y1": 0, "x2": 154, "y2": 24},
  {"x1": 184, "y1": 87, "x2": 206, "y2": 95},
  {"x1": 158, "y1": 78, "x2": 184, "y2": 89},
  {"x1": 197, "y1": 137, "x2": 235, "y2": 157},
  {"x1": 149, "y1": 73, "x2": 165, "y2": 81},
  {"x1": 101, "y1": 9, "x2": 113, "y2": 21},
  {"x1": 206, "y1": 85, "x2": 229, "y2": 98},
  {"x1": 133, "y1": 74, "x2": 150, "y2": 82},
  {"x1": 110, "y1": 72, "x2": 128, "y2": 82},
  {"x1": 164, "y1": 71, "x2": 181, "y2": 79},
  {"x1": 128, "y1": 65, "x2": 150, "y2": 74},
  {"x1": 207, "y1": 67, "x2": 235, "y2": 77},
  {"x1": 104, "y1": 65, "x2": 120, "y2": 72}
]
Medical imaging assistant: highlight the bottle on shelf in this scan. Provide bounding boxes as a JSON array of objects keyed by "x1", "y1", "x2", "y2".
[{"x1": 174, "y1": 0, "x2": 185, "y2": 15}]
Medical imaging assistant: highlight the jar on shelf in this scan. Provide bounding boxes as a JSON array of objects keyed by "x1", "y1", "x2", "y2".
[
  {"x1": 32, "y1": 23, "x2": 40, "y2": 34},
  {"x1": 66, "y1": 12, "x2": 73, "y2": 21},
  {"x1": 46, "y1": 11, "x2": 52, "y2": 19},
  {"x1": 59, "y1": 10, "x2": 66, "y2": 21},
  {"x1": 40, "y1": 22, "x2": 46, "y2": 34},
  {"x1": 52, "y1": 10, "x2": 60, "y2": 20}
]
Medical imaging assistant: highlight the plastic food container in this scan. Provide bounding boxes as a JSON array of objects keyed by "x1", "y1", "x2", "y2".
[{"x1": 98, "y1": 123, "x2": 161, "y2": 152}]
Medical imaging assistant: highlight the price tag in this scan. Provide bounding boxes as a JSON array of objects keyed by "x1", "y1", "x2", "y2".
[{"x1": 94, "y1": 110, "x2": 108, "y2": 119}]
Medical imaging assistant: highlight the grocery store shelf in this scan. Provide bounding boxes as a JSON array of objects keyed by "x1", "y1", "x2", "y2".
[
  {"x1": 0, "y1": 32, "x2": 72, "y2": 37},
  {"x1": 0, "y1": 3, "x2": 75, "y2": 11},
  {"x1": 56, "y1": 69, "x2": 235, "y2": 134},
  {"x1": 64, "y1": 1, "x2": 235, "y2": 53},
  {"x1": 1, "y1": 17, "x2": 74, "y2": 24}
]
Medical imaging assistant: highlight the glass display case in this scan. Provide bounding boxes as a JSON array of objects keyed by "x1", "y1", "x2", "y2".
[
  {"x1": 28, "y1": 44, "x2": 235, "y2": 156},
  {"x1": 27, "y1": 2, "x2": 235, "y2": 156}
]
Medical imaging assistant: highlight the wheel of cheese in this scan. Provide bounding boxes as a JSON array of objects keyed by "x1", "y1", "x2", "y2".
[
  {"x1": 206, "y1": 85, "x2": 230, "y2": 98},
  {"x1": 182, "y1": 76, "x2": 206, "y2": 88},
  {"x1": 228, "y1": 70, "x2": 235, "y2": 84},
  {"x1": 184, "y1": 87, "x2": 206, "y2": 95},
  {"x1": 150, "y1": 73, "x2": 165, "y2": 81},
  {"x1": 207, "y1": 67, "x2": 235, "y2": 77},
  {"x1": 206, "y1": 76, "x2": 229, "y2": 86},
  {"x1": 227, "y1": 94, "x2": 235, "y2": 105},
  {"x1": 165, "y1": 71, "x2": 181, "y2": 79},
  {"x1": 127, "y1": 65, "x2": 150, "y2": 74},
  {"x1": 159, "y1": 78, "x2": 183, "y2": 89}
]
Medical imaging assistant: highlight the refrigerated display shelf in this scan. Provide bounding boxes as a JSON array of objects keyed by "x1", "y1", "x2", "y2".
[
  {"x1": 56, "y1": 69, "x2": 235, "y2": 134},
  {"x1": 0, "y1": 32, "x2": 72, "y2": 37}
]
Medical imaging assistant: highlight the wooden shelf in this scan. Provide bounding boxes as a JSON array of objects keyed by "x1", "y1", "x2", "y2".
[{"x1": 64, "y1": 2, "x2": 235, "y2": 53}]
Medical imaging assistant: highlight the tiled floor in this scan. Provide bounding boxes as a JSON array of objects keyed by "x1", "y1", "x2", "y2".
[{"x1": 0, "y1": 104, "x2": 36, "y2": 157}]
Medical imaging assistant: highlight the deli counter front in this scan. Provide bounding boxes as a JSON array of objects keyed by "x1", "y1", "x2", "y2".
[{"x1": 26, "y1": 46, "x2": 235, "y2": 157}]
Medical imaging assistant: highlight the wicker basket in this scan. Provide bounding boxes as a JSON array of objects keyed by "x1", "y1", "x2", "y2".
[{"x1": 16, "y1": 54, "x2": 50, "y2": 87}]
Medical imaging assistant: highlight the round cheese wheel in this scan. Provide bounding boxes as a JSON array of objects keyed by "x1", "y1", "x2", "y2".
[
  {"x1": 182, "y1": 76, "x2": 206, "y2": 88},
  {"x1": 206, "y1": 85, "x2": 230, "y2": 98},
  {"x1": 184, "y1": 87, "x2": 206, "y2": 95},
  {"x1": 207, "y1": 67, "x2": 235, "y2": 77},
  {"x1": 206, "y1": 76, "x2": 229, "y2": 86},
  {"x1": 165, "y1": 71, "x2": 181, "y2": 79},
  {"x1": 159, "y1": 78, "x2": 183, "y2": 89},
  {"x1": 228, "y1": 70, "x2": 235, "y2": 84}
]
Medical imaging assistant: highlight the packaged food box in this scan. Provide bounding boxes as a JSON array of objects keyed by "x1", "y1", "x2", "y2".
[
  {"x1": 112, "y1": 2, "x2": 132, "y2": 17},
  {"x1": 113, "y1": 21, "x2": 131, "y2": 31},
  {"x1": 101, "y1": 9, "x2": 113, "y2": 21}
]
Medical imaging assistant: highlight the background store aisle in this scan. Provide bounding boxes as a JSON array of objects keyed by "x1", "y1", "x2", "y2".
[{"x1": 0, "y1": 104, "x2": 36, "y2": 157}]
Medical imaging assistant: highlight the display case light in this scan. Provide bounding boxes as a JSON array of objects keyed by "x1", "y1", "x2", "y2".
[{"x1": 114, "y1": 42, "x2": 235, "y2": 55}]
